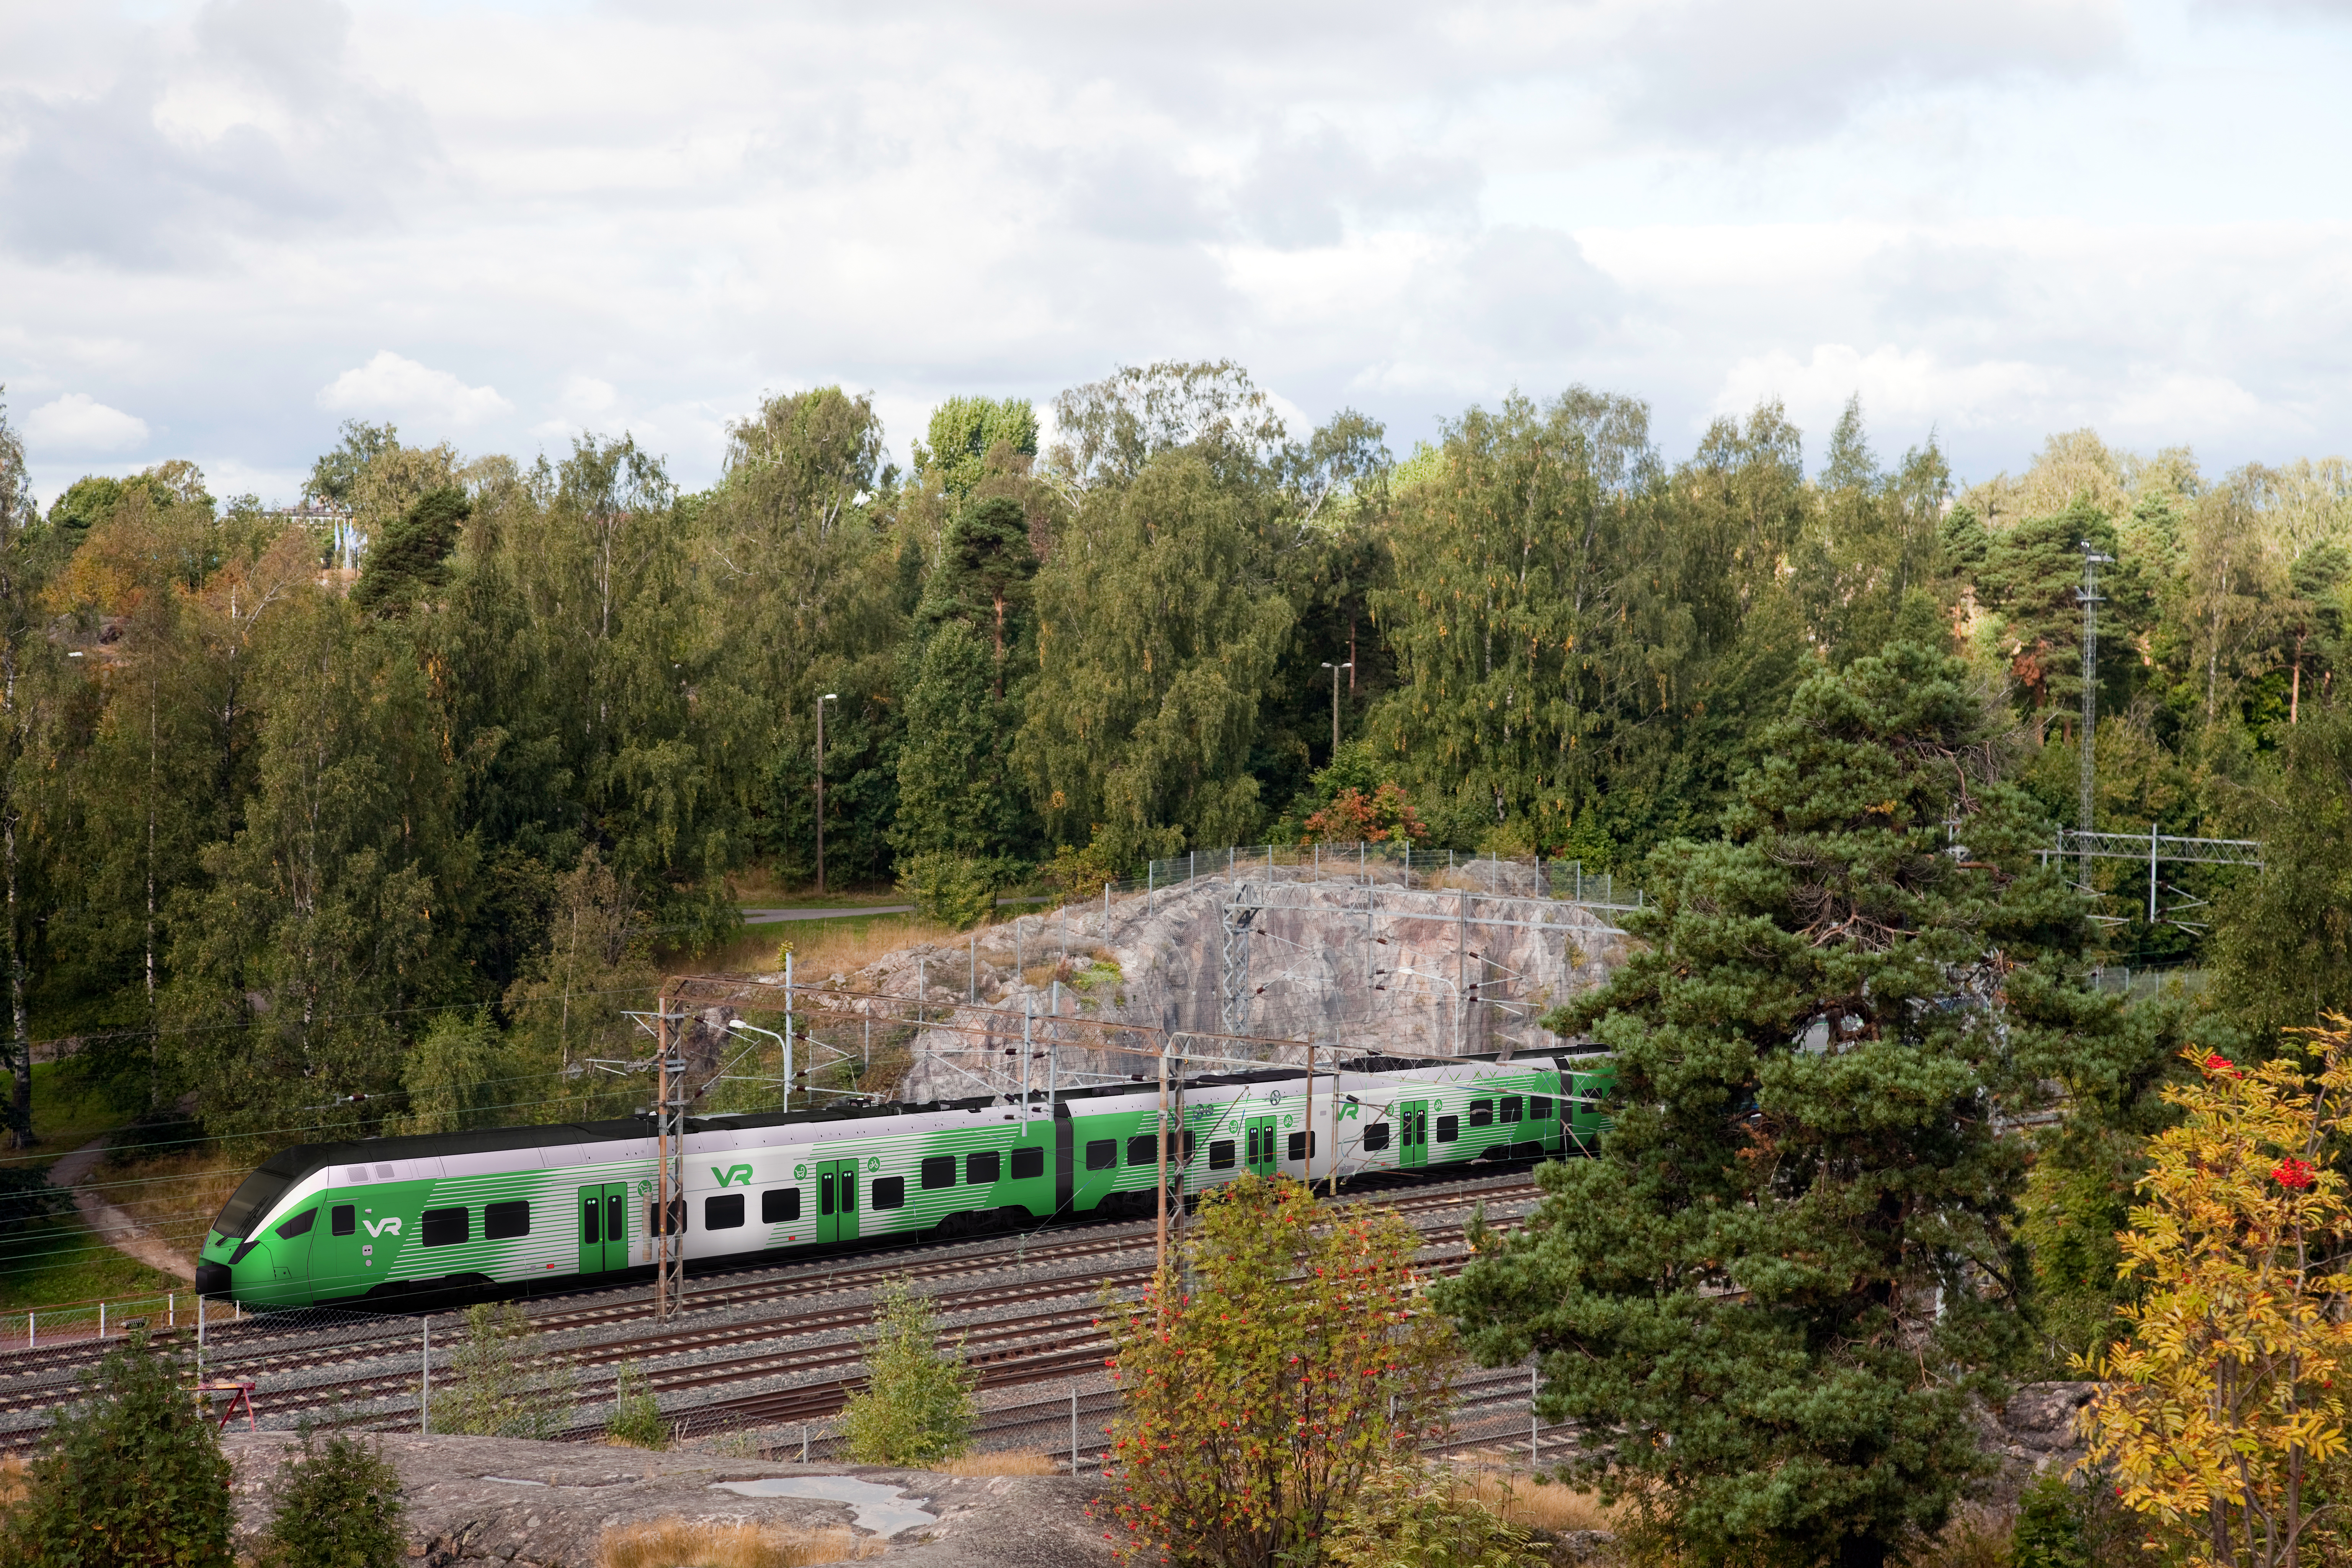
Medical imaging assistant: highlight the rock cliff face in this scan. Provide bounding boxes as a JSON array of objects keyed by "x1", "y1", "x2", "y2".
[{"x1": 768, "y1": 863, "x2": 1631, "y2": 1102}]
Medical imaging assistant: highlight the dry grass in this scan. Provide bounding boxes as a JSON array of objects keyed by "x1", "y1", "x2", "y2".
[
  {"x1": 597, "y1": 1518, "x2": 882, "y2": 1568},
  {"x1": 693, "y1": 915, "x2": 964, "y2": 985},
  {"x1": 1912, "y1": 1504, "x2": 2015, "y2": 1568},
  {"x1": 94, "y1": 1147, "x2": 247, "y2": 1270},
  {"x1": 0, "y1": 1456, "x2": 29, "y2": 1509},
  {"x1": 936, "y1": 1451, "x2": 1060, "y2": 1477},
  {"x1": 1450, "y1": 1471, "x2": 1619, "y2": 1533}
]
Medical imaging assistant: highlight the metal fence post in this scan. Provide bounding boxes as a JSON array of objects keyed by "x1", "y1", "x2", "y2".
[
  {"x1": 421, "y1": 1318, "x2": 430, "y2": 1436},
  {"x1": 98, "y1": 1302, "x2": 105, "y2": 1340},
  {"x1": 802, "y1": 1423, "x2": 809, "y2": 1462},
  {"x1": 1531, "y1": 1365, "x2": 1539, "y2": 1469},
  {"x1": 1071, "y1": 1381, "x2": 1079, "y2": 1473}
]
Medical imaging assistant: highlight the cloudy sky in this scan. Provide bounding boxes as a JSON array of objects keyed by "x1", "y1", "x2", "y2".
[{"x1": 3, "y1": 0, "x2": 2348, "y2": 505}]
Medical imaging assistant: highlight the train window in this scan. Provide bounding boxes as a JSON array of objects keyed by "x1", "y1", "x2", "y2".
[
  {"x1": 1362, "y1": 1122, "x2": 1390, "y2": 1152},
  {"x1": 1085, "y1": 1140, "x2": 1117, "y2": 1171},
  {"x1": 1127, "y1": 1135, "x2": 1159, "y2": 1166},
  {"x1": 1286, "y1": 1130, "x2": 1316, "y2": 1162},
  {"x1": 1179, "y1": 1131, "x2": 1196, "y2": 1163},
  {"x1": 762, "y1": 1187, "x2": 800, "y2": 1223},
  {"x1": 607, "y1": 1193, "x2": 624, "y2": 1242},
  {"x1": 1207, "y1": 1140, "x2": 1236, "y2": 1170},
  {"x1": 646, "y1": 1197, "x2": 686, "y2": 1236},
  {"x1": 820, "y1": 1173, "x2": 834, "y2": 1215},
  {"x1": 840, "y1": 1174, "x2": 856, "y2": 1212},
  {"x1": 330, "y1": 1205, "x2": 355, "y2": 1236},
  {"x1": 484, "y1": 1201, "x2": 530, "y2": 1240},
  {"x1": 1009, "y1": 1146, "x2": 1044, "y2": 1181},
  {"x1": 704, "y1": 1194, "x2": 745, "y2": 1230},
  {"x1": 1435, "y1": 1115, "x2": 1459, "y2": 1143},
  {"x1": 920, "y1": 1156, "x2": 957, "y2": 1190},
  {"x1": 1529, "y1": 1096, "x2": 1552, "y2": 1120},
  {"x1": 581, "y1": 1197, "x2": 601, "y2": 1245},
  {"x1": 966, "y1": 1150, "x2": 1001, "y2": 1185},
  {"x1": 420, "y1": 1207, "x2": 469, "y2": 1247},
  {"x1": 871, "y1": 1176, "x2": 906, "y2": 1210},
  {"x1": 1468, "y1": 1100, "x2": 1493, "y2": 1127},
  {"x1": 274, "y1": 1208, "x2": 316, "y2": 1240},
  {"x1": 1500, "y1": 1096, "x2": 1523, "y2": 1124}
]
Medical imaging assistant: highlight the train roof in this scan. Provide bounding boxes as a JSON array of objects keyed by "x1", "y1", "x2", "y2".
[{"x1": 227, "y1": 1046, "x2": 1615, "y2": 1203}]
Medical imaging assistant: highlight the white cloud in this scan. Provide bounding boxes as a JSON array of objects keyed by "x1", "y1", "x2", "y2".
[
  {"x1": 4, "y1": 0, "x2": 2352, "y2": 497},
  {"x1": 1712, "y1": 345, "x2": 2053, "y2": 450},
  {"x1": 24, "y1": 392, "x2": 149, "y2": 453},
  {"x1": 318, "y1": 351, "x2": 512, "y2": 430}
]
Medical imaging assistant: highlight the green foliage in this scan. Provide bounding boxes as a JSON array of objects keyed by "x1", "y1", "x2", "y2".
[
  {"x1": 1325, "y1": 1467, "x2": 1547, "y2": 1568},
  {"x1": 2210, "y1": 706, "x2": 2352, "y2": 1052},
  {"x1": 604, "y1": 1363, "x2": 669, "y2": 1450},
  {"x1": 428, "y1": 1302, "x2": 575, "y2": 1439},
  {"x1": 394, "y1": 1011, "x2": 511, "y2": 1135},
  {"x1": 1446, "y1": 644, "x2": 2113, "y2": 1568},
  {"x1": 2011, "y1": 1474, "x2": 2092, "y2": 1568},
  {"x1": 894, "y1": 851, "x2": 1006, "y2": 929},
  {"x1": 1039, "y1": 825, "x2": 1130, "y2": 893},
  {"x1": 911, "y1": 397, "x2": 1038, "y2": 501},
  {"x1": 891, "y1": 619, "x2": 1029, "y2": 860},
  {"x1": 836, "y1": 1276, "x2": 977, "y2": 1467},
  {"x1": 258, "y1": 1426, "x2": 405, "y2": 1568},
  {"x1": 0, "y1": 1333, "x2": 234, "y2": 1568},
  {"x1": 0, "y1": 1164, "x2": 64, "y2": 1232},
  {"x1": 351, "y1": 485, "x2": 468, "y2": 617},
  {"x1": 1100, "y1": 1176, "x2": 1457, "y2": 1568},
  {"x1": 1018, "y1": 445, "x2": 1293, "y2": 862},
  {"x1": 6, "y1": 363, "x2": 2350, "y2": 1205}
]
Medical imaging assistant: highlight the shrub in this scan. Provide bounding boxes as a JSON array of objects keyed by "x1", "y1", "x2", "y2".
[
  {"x1": 1325, "y1": 1465, "x2": 1547, "y2": 1568},
  {"x1": 2011, "y1": 1473, "x2": 2090, "y2": 1568},
  {"x1": 0, "y1": 1332, "x2": 234, "y2": 1568},
  {"x1": 606, "y1": 1363, "x2": 669, "y2": 1450},
  {"x1": 259, "y1": 1426, "x2": 405, "y2": 1568},
  {"x1": 894, "y1": 852, "x2": 1006, "y2": 929},
  {"x1": 836, "y1": 1277, "x2": 977, "y2": 1466},
  {"x1": 1100, "y1": 1175, "x2": 1456, "y2": 1568},
  {"x1": 429, "y1": 1302, "x2": 576, "y2": 1439}
]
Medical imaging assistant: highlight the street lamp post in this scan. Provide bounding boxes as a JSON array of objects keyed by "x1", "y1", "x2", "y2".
[
  {"x1": 1320, "y1": 661, "x2": 1352, "y2": 759},
  {"x1": 816, "y1": 693, "x2": 838, "y2": 894}
]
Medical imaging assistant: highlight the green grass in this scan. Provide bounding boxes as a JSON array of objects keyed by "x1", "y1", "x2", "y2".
[
  {"x1": 25, "y1": 1060, "x2": 132, "y2": 1153},
  {"x1": 0, "y1": 1209, "x2": 183, "y2": 1312},
  {"x1": 0, "y1": 1061, "x2": 183, "y2": 1312}
]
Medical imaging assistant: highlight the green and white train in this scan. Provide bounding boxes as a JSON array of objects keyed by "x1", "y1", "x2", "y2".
[{"x1": 195, "y1": 1050, "x2": 1613, "y2": 1310}]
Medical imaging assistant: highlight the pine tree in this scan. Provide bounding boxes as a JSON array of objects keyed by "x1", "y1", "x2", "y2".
[{"x1": 1440, "y1": 642, "x2": 2110, "y2": 1568}]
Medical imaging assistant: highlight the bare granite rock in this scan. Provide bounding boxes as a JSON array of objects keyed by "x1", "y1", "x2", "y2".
[
  {"x1": 1978, "y1": 1381, "x2": 2096, "y2": 1503},
  {"x1": 223, "y1": 1433, "x2": 1116, "y2": 1568}
]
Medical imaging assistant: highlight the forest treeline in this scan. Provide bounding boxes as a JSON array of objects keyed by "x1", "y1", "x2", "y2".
[{"x1": 0, "y1": 360, "x2": 2345, "y2": 1147}]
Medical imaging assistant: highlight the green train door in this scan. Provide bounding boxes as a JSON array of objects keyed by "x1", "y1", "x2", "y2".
[
  {"x1": 578, "y1": 1183, "x2": 627, "y2": 1274},
  {"x1": 1244, "y1": 1116, "x2": 1279, "y2": 1177},
  {"x1": 815, "y1": 1160, "x2": 860, "y2": 1244},
  {"x1": 1398, "y1": 1102, "x2": 1429, "y2": 1169}
]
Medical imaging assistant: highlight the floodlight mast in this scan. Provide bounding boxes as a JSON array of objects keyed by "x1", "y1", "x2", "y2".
[{"x1": 2077, "y1": 542, "x2": 2114, "y2": 889}]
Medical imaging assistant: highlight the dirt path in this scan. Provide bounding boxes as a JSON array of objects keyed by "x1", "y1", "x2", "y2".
[{"x1": 46, "y1": 1134, "x2": 196, "y2": 1283}]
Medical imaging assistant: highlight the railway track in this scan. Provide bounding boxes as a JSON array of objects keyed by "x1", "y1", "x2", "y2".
[{"x1": 0, "y1": 1165, "x2": 1546, "y2": 1442}]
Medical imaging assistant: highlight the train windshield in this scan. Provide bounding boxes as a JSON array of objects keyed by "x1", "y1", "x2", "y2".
[{"x1": 213, "y1": 1157, "x2": 302, "y2": 1239}]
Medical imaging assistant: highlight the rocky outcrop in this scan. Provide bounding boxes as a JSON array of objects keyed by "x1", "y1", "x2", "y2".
[
  {"x1": 770, "y1": 867, "x2": 1628, "y2": 1102},
  {"x1": 223, "y1": 1433, "x2": 1115, "y2": 1568},
  {"x1": 1980, "y1": 1381, "x2": 2096, "y2": 1503}
]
